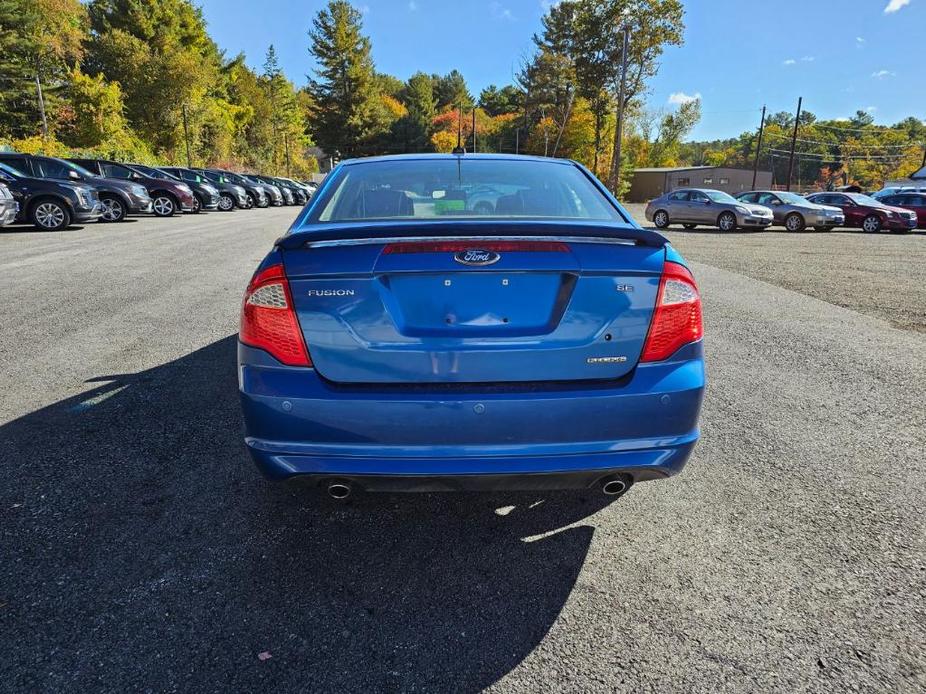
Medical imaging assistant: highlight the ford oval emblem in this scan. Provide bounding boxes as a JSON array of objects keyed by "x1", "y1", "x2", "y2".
[{"x1": 454, "y1": 249, "x2": 500, "y2": 266}]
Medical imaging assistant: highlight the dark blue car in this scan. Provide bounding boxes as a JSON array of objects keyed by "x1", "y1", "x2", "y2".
[{"x1": 238, "y1": 154, "x2": 704, "y2": 499}]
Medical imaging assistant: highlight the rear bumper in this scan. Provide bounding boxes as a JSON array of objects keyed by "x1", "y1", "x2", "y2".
[
  {"x1": 239, "y1": 341, "x2": 705, "y2": 490},
  {"x1": 248, "y1": 443, "x2": 697, "y2": 491}
]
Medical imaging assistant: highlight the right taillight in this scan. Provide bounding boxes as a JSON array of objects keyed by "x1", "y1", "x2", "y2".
[
  {"x1": 240, "y1": 263, "x2": 312, "y2": 367},
  {"x1": 640, "y1": 261, "x2": 703, "y2": 362}
]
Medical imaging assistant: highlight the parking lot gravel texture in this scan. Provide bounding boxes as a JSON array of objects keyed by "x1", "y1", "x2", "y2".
[{"x1": 1, "y1": 208, "x2": 924, "y2": 692}]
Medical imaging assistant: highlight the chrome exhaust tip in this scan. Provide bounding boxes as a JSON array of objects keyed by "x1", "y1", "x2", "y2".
[
  {"x1": 601, "y1": 476, "x2": 632, "y2": 497},
  {"x1": 327, "y1": 482, "x2": 352, "y2": 500}
]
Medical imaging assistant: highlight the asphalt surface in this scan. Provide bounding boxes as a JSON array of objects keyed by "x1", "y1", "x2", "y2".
[{"x1": 1, "y1": 208, "x2": 924, "y2": 693}]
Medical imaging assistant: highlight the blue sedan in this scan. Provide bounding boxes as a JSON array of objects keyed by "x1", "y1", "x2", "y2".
[{"x1": 238, "y1": 154, "x2": 704, "y2": 499}]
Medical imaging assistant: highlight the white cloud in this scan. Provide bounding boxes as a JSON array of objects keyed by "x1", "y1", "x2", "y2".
[
  {"x1": 800, "y1": 56, "x2": 815, "y2": 62},
  {"x1": 866, "y1": 106, "x2": 878, "y2": 112},
  {"x1": 668, "y1": 91, "x2": 701, "y2": 105},
  {"x1": 408, "y1": 0, "x2": 417, "y2": 9},
  {"x1": 490, "y1": 2, "x2": 515, "y2": 20},
  {"x1": 834, "y1": 117, "x2": 851, "y2": 122},
  {"x1": 884, "y1": 0, "x2": 911, "y2": 13},
  {"x1": 871, "y1": 69, "x2": 895, "y2": 78},
  {"x1": 856, "y1": 36, "x2": 865, "y2": 43},
  {"x1": 783, "y1": 58, "x2": 796, "y2": 65}
]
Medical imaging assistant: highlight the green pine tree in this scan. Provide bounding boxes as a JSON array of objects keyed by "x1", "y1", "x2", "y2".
[{"x1": 307, "y1": 1, "x2": 383, "y2": 157}]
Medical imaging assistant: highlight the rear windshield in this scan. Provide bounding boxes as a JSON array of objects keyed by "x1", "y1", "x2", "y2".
[{"x1": 312, "y1": 158, "x2": 621, "y2": 222}]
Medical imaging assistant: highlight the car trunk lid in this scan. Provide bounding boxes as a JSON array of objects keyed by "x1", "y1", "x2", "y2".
[{"x1": 281, "y1": 222, "x2": 666, "y2": 384}]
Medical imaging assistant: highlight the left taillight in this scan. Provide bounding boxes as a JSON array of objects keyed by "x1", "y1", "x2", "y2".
[{"x1": 239, "y1": 263, "x2": 312, "y2": 367}]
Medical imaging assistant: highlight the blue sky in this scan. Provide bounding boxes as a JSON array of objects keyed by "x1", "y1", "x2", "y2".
[{"x1": 197, "y1": 0, "x2": 925, "y2": 141}]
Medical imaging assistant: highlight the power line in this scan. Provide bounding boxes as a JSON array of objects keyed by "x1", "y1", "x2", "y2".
[
  {"x1": 763, "y1": 131, "x2": 919, "y2": 149},
  {"x1": 765, "y1": 148, "x2": 911, "y2": 161},
  {"x1": 812, "y1": 121, "x2": 922, "y2": 134}
]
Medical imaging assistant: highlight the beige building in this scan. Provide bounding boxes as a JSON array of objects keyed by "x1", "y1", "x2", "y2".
[{"x1": 628, "y1": 166, "x2": 772, "y2": 203}]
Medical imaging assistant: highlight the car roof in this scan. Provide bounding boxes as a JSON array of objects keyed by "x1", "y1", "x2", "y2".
[{"x1": 339, "y1": 152, "x2": 575, "y2": 167}]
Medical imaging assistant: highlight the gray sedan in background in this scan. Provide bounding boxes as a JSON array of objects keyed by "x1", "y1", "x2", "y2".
[
  {"x1": 645, "y1": 188, "x2": 773, "y2": 231},
  {"x1": 735, "y1": 190, "x2": 845, "y2": 231}
]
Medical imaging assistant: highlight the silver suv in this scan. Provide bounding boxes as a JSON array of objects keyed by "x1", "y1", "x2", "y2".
[
  {"x1": 735, "y1": 190, "x2": 844, "y2": 231},
  {"x1": 645, "y1": 188, "x2": 773, "y2": 231}
]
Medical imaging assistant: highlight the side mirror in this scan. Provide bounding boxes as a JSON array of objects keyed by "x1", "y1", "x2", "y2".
[
  {"x1": 68, "y1": 170, "x2": 81, "y2": 180},
  {"x1": 130, "y1": 172, "x2": 142, "y2": 180}
]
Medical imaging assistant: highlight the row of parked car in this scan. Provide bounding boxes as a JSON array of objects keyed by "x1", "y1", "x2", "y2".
[
  {"x1": 0, "y1": 152, "x2": 319, "y2": 231},
  {"x1": 644, "y1": 187, "x2": 925, "y2": 233}
]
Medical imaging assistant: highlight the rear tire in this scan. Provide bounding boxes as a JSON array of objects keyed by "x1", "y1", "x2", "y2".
[
  {"x1": 717, "y1": 211, "x2": 737, "y2": 231},
  {"x1": 99, "y1": 195, "x2": 126, "y2": 223},
  {"x1": 784, "y1": 212, "x2": 805, "y2": 232},
  {"x1": 30, "y1": 199, "x2": 71, "y2": 231},
  {"x1": 682, "y1": 223, "x2": 697, "y2": 229},
  {"x1": 653, "y1": 210, "x2": 670, "y2": 228},
  {"x1": 152, "y1": 193, "x2": 177, "y2": 217},
  {"x1": 862, "y1": 214, "x2": 882, "y2": 233}
]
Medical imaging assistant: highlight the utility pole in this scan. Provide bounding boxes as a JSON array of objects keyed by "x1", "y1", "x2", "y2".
[
  {"x1": 785, "y1": 96, "x2": 802, "y2": 191},
  {"x1": 552, "y1": 89, "x2": 574, "y2": 157},
  {"x1": 515, "y1": 128, "x2": 519, "y2": 154},
  {"x1": 283, "y1": 132, "x2": 291, "y2": 177},
  {"x1": 540, "y1": 107, "x2": 549, "y2": 156},
  {"x1": 181, "y1": 103, "x2": 193, "y2": 168},
  {"x1": 35, "y1": 75, "x2": 48, "y2": 138},
  {"x1": 608, "y1": 25, "x2": 631, "y2": 192},
  {"x1": 752, "y1": 105, "x2": 766, "y2": 189},
  {"x1": 472, "y1": 109, "x2": 476, "y2": 153}
]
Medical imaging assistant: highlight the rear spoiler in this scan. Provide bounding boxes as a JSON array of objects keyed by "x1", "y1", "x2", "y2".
[{"x1": 275, "y1": 220, "x2": 668, "y2": 250}]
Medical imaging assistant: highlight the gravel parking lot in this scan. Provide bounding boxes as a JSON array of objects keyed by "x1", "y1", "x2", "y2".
[
  {"x1": 1, "y1": 209, "x2": 924, "y2": 692},
  {"x1": 625, "y1": 202, "x2": 926, "y2": 333}
]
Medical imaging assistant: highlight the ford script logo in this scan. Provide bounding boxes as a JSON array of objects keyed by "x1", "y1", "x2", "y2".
[{"x1": 454, "y1": 249, "x2": 501, "y2": 266}]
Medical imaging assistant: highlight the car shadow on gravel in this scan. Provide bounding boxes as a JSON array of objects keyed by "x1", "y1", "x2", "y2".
[{"x1": 0, "y1": 336, "x2": 617, "y2": 693}]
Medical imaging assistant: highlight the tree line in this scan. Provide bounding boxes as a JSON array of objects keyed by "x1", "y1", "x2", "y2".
[
  {"x1": 675, "y1": 109, "x2": 926, "y2": 190},
  {"x1": 0, "y1": 0, "x2": 692, "y2": 190},
  {"x1": 4, "y1": 0, "x2": 916, "y2": 190}
]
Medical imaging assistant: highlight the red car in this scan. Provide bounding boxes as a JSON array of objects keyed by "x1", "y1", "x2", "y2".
[
  {"x1": 878, "y1": 192, "x2": 926, "y2": 229},
  {"x1": 805, "y1": 192, "x2": 918, "y2": 233}
]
